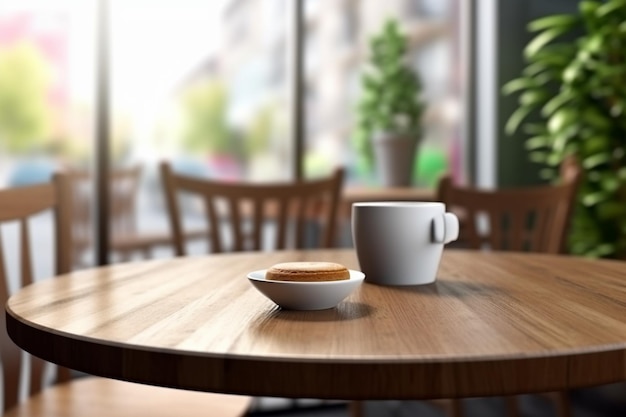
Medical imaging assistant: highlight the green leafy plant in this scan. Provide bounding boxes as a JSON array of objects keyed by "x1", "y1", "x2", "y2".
[
  {"x1": 0, "y1": 43, "x2": 53, "y2": 153},
  {"x1": 354, "y1": 18, "x2": 425, "y2": 168},
  {"x1": 503, "y1": 0, "x2": 626, "y2": 258}
]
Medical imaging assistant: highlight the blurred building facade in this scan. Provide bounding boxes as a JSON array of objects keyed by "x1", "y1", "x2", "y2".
[{"x1": 188, "y1": 0, "x2": 462, "y2": 184}]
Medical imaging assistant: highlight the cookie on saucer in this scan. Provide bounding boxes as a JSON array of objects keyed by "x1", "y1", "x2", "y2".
[{"x1": 266, "y1": 262, "x2": 350, "y2": 282}]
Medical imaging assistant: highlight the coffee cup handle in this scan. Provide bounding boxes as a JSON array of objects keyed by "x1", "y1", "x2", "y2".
[{"x1": 432, "y1": 212, "x2": 459, "y2": 244}]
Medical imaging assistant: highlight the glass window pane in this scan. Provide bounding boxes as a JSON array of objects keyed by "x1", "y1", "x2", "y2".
[
  {"x1": 108, "y1": 0, "x2": 290, "y2": 259},
  {"x1": 0, "y1": 0, "x2": 96, "y2": 276},
  {"x1": 304, "y1": 0, "x2": 464, "y2": 187}
]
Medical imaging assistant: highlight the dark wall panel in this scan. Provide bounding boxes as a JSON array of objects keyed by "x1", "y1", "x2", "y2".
[{"x1": 496, "y1": 0, "x2": 578, "y2": 187}]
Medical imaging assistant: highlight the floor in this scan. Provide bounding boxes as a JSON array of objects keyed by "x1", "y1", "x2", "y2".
[{"x1": 247, "y1": 385, "x2": 626, "y2": 417}]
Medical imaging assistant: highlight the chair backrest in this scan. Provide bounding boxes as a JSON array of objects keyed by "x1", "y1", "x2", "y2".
[
  {"x1": 0, "y1": 176, "x2": 73, "y2": 412},
  {"x1": 160, "y1": 162, "x2": 344, "y2": 256},
  {"x1": 437, "y1": 159, "x2": 581, "y2": 254},
  {"x1": 68, "y1": 166, "x2": 142, "y2": 261}
]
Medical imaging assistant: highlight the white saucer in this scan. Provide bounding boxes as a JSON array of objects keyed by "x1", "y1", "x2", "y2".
[{"x1": 247, "y1": 269, "x2": 365, "y2": 310}]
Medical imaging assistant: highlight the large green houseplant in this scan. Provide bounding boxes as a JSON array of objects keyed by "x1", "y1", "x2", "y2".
[
  {"x1": 354, "y1": 18, "x2": 425, "y2": 186},
  {"x1": 503, "y1": 0, "x2": 626, "y2": 258}
]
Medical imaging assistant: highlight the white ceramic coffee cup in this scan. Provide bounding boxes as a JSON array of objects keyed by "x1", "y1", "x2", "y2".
[{"x1": 352, "y1": 202, "x2": 459, "y2": 286}]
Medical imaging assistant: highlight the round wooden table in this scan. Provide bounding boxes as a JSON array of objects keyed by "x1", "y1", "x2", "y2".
[{"x1": 6, "y1": 249, "x2": 626, "y2": 400}]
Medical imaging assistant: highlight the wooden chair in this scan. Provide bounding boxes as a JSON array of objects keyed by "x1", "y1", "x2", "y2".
[
  {"x1": 436, "y1": 158, "x2": 581, "y2": 417},
  {"x1": 437, "y1": 158, "x2": 581, "y2": 255},
  {"x1": 0, "y1": 176, "x2": 251, "y2": 416},
  {"x1": 160, "y1": 162, "x2": 344, "y2": 413},
  {"x1": 160, "y1": 162, "x2": 344, "y2": 255},
  {"x1": 69, "y1": 166, "x2": 205, "y2": 265}
]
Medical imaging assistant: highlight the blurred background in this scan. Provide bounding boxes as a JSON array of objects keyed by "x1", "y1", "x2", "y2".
[
  {"x1": 0, "y1": 0, "x2": 587, "y2": 265},
  {"x1": 0, "y1": 0, "x2": 462, "y2": 185},
  {"x1": 0, "y1": 0, "x2": 470, "y2": 267}
]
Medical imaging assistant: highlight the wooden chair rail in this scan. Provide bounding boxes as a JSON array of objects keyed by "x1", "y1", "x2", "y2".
[
  {"x1": 0, "y1": 178, "x2": 250, "y2": 417},
  {"x1": 160, "y1": 162, "x2": 344, "y2": 255}
]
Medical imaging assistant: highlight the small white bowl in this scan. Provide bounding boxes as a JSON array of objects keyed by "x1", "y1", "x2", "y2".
[{"x1": 247, "y1": 269, "x2": 365, "y2": 310}]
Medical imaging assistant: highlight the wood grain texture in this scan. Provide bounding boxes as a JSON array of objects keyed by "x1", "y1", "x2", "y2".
[
  {"x1": 4, "y1": 378, "x2": 251, "y2": 417},
  {"x1": 6, "y1": 249, "x2": 626, "y2": 400},
  {"x1": 0, "y1": 179, "x2": 72, "y2": 411},
  {"x1": 436, "y1": 156, "x2": 581, "y2": 255},
  {"x1": 160, "y1": 162, "x2": 344, "y2": 254},
  {"x1": 0, "y1": 179, "x2": 250, "y2": 416},
  {"x1": 436, "y1": 157, "x2": 582, "y2": 417}
]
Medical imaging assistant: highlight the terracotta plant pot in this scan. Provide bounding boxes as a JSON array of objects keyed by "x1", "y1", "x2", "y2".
[{"x1": 372, "y1": 133, "x2": 419, "y2": 187}]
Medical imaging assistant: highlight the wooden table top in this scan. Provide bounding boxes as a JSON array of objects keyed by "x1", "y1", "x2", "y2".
[{"x1": 6, "y1": 249, "x2": 626, "y2": 400}]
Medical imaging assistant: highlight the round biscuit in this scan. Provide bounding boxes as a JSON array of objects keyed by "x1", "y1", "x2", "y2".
[{"x1": 266, "y1": 262, "x2": 350, "y2": 282}]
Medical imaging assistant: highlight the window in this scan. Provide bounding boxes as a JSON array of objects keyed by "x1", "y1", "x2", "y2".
[
  {"x1": 304, "y1": 0, "x2": 463, "y2": 186},
  {"x1": 0, "y1": 0, "x2": 466, "y2": 265}
]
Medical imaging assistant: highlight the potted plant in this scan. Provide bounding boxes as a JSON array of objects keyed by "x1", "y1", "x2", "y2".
[
  {"x1": 354, "y1": 18, "x2": 426, "y2": 186},
  {"x1": 503, "y1": 0, "x2": 626, "y2": 259}
]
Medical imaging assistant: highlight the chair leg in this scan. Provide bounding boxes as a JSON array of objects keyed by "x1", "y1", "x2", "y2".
[
  {"x1": 505, "y1": 396, "x2": 520, "y2": 417},
  {"x1": 429, "y1": 399, "x2": 463, "y2": 417},
  {"x1": 349, "y1": 400, "x2": 364, "y2": 417},
  {"x1": 533, "y1": 391, "x2": 571, "y2": 417},
  {"x1": 553, "y1": 391, "x2": 571, "y2": 417},
  {"x1": 451, "y1": 399, "x2": 464, "y2": 417}
]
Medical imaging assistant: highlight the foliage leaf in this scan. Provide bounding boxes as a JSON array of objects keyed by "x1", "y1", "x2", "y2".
[
  {"x1": 524, "y1": 26, "x2": 573, "y2": 59},
  {"x1": 504, "y1": 2, "x2": 626, "y2": 258},
  {"x1": 547, "y1": 108, "x2": 577, "y2": 134},
  {"x1": 596, "y1": 0, "x2": 626, "y2": 17},
  {"x1": 582, "y1": 191, "x2": 609, "y2": 207},
  {"x1": 525, "y1": 135, "x2": 550, "y2": 150},
  {"x1": 541, "y1": 92, "x2": 574, "y2": 117},
  {"x1": 582, "y1": 153, "x2": 611, "y2": 169},
  {"x1": 519, "y1": 90, "x2": 549, "y2": 106},
  {"x1": 528, "y1": 14, "x2": 579, "y2": 32},
  {"x1": 505, "y1": 106, "x2": 533, "y2": 135},
  {"x1": 502, "y1": 77, "x2": 537, "y2": 95}
]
